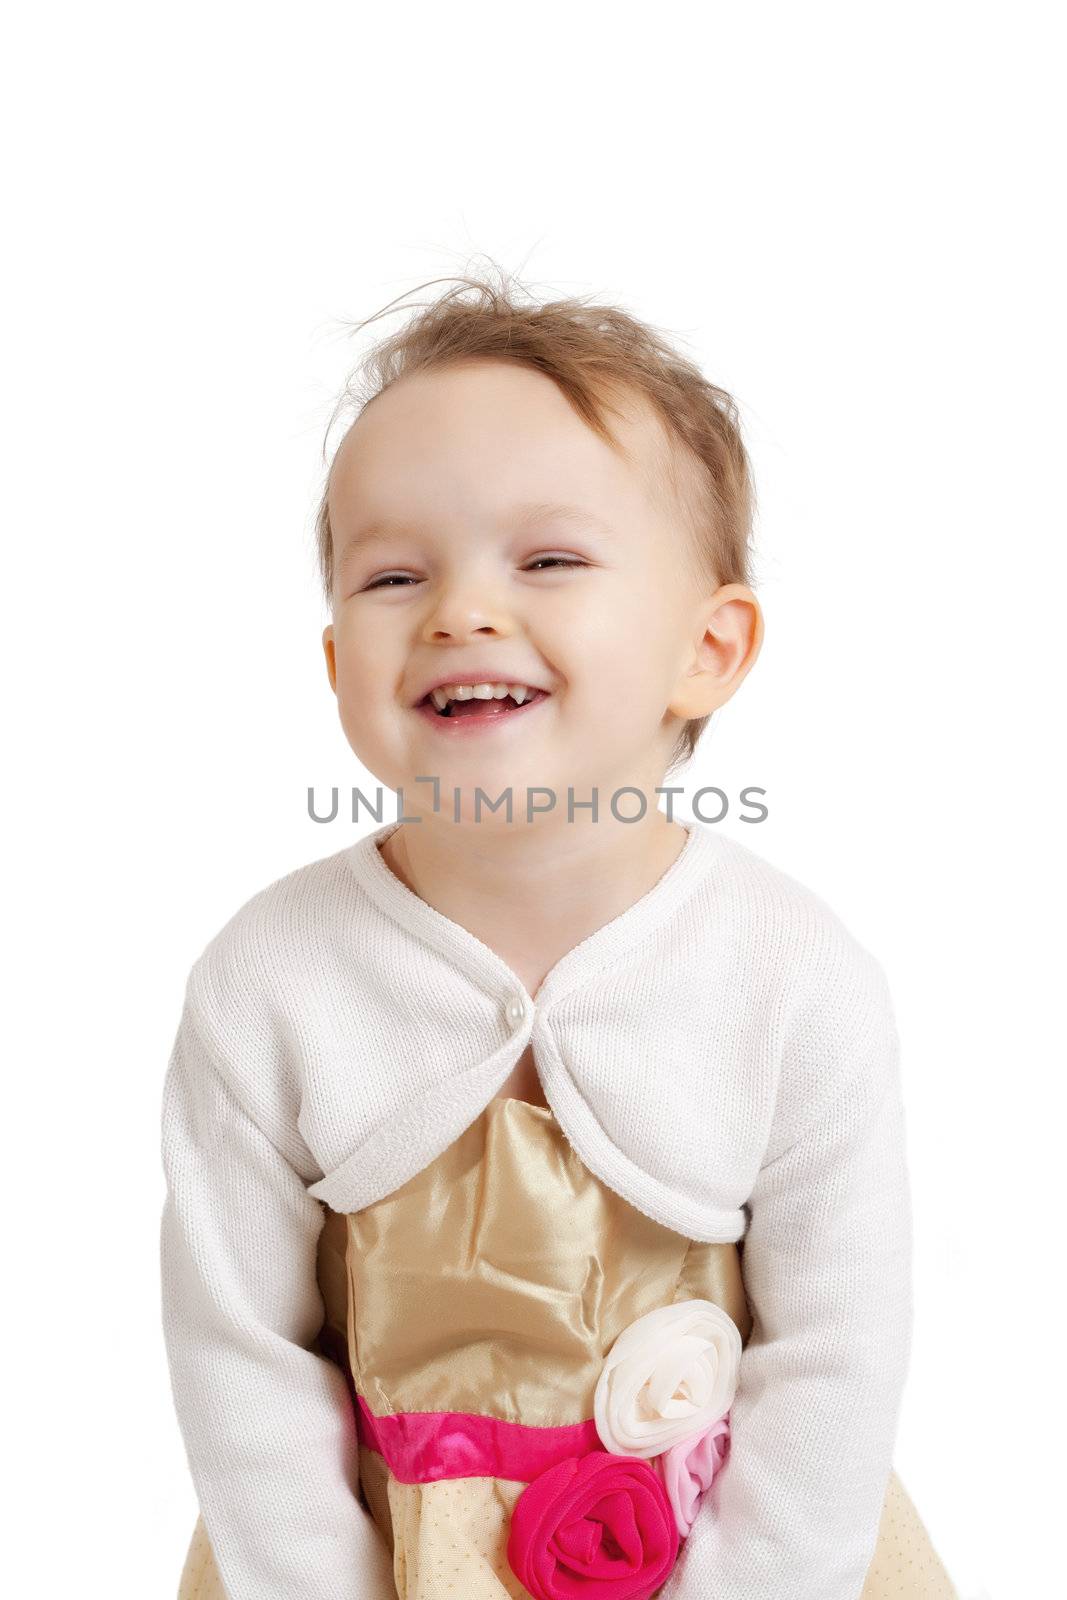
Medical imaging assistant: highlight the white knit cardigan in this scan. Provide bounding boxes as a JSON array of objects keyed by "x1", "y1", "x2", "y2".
[{"x1": 159, "y1": 818, "x2": 912, "y2": 1600}]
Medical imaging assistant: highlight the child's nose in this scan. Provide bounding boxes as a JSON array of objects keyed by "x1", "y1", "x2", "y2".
[{"x1": 420, "y1": 570, "x2": 518, "y2": 642}]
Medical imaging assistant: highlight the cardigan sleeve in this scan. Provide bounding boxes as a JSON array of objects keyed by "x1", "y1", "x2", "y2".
[
  {"x1": 159, "y1": 984, "x2": 395, "y2": 1600},
  {"x1": 658, "y1": 949, "x2": 913, "y2": 1600}
]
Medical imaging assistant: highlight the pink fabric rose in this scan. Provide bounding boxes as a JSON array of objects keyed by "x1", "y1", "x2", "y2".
[
  {"x1": 653, "y1": 1414, "x2": 731, "y2": 1538},
  {"x1": 507, "y1": 1448, "x2": 680, "y2": 1600}
]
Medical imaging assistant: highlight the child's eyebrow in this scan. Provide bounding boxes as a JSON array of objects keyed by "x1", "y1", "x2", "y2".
[
  {"x1": 510, "y1": 500, "x2": 614, "y2": 536},
  {"x1": 336, "y1": 501, "x2": 612, "y2": 565}
]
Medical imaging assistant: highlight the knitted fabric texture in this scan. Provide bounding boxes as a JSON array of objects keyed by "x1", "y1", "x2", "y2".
[{"x1": 159, "y1": 819, "x2": 912, "y2": 1600}]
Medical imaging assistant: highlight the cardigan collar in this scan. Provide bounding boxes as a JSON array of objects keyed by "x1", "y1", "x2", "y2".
[{"x1": 345, "y1": 816, "x2": 719, "y2": 1013}]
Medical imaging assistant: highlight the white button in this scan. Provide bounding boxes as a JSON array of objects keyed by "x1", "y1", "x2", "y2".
[{"x1": 505, "y1": 995, "x2": 525, "y2": 1026}]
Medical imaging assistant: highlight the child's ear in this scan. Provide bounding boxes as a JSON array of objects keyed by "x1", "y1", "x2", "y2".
[
  {"x1": 321, "y1": 625, "x2": 338, "y2": 694},
  {"x1": 668, "y1": 583, "x2": 764, "y2": 719}
]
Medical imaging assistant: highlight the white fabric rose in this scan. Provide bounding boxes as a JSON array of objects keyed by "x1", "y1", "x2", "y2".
[{"x1": 593, "y1": 1298, "x2": 742, "y2": 1458}]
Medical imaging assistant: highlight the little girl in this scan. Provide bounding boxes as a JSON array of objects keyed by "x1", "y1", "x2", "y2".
[{"x1": 161, "y1": 269, "x2": 957, "y2": 1600}]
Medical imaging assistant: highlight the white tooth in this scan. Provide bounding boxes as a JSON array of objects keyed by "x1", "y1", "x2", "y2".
[{"x1": 429, "y1": 681, "x2": 536, "y2": 710}]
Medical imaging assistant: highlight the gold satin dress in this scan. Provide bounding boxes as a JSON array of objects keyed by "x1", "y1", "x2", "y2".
[{"x1": 179, "y1": 1097, "x2": 957, "y2": 1600}]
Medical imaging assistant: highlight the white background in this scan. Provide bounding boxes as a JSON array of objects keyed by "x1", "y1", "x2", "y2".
[{"x1": 4, "y1": 5, "x2": 1062, "y2": 1597}]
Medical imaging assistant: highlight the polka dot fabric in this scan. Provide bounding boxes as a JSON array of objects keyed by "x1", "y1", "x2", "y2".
[
  {"x1": 860, "y1": 1473, "x2": 957, "y2": 1600},
  {"x1": 179, "y1": 1466, "x2": 956, "y2": 1600}
]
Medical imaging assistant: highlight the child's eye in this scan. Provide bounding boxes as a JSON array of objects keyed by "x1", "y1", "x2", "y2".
[
  {"x1": 364, "y1": 573, "x2": 419, "y2": 590},
  {"x1": 361, "y1": 556, "x2": 586, "y2": 591}
]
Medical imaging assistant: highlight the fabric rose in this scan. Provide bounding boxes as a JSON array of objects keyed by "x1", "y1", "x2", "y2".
[
  {"x1": 507, "y1": 1449, "x2": 679, "y2": 1600},
  {"x1": 593, "y1": 1299, "x2": 741, "y2": 1458},
  {"x1": 653, "y1": 1414, "x2": 731, "y2": 1538}
]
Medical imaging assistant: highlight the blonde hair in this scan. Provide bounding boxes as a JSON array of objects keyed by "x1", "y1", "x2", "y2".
[{"x1": 314, "y1": 262, "x2": 756, "y2": 772}]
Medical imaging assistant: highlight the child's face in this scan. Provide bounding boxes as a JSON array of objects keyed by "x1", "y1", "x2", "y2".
[{"x1": 322, "y1": 358, "x2": 759, "y2": 824}]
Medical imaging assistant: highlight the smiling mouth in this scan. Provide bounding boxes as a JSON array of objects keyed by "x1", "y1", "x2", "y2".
[{"x1": 415, "y1": 688, "x2": 551, "y2": 723}]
